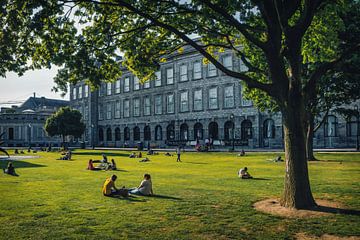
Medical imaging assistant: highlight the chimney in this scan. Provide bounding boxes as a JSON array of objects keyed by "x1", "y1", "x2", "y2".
[{"x1": 33, "y1": 92, "x2": 36, "y2": 98}]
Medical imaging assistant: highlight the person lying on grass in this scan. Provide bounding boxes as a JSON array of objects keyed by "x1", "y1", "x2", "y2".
[
  {"x1": 87, "y1": 159, "x2": 102, "y2": 171},
  {"x1": 139, "y1": 157, "x2": 150, "y2": 162},
  {"x1": 102, "y1": 175, "x2": 128, "y2": 197},
  {"x1": 3, "y1": 162, "x2": 17, "y2": 176},
  {"x1": 129, "y1": 174, "x2": 153, "y2": 196},
  {"x1": 238, "y1": 167, "x2": 253, "y2": 179},
  {"x1": 106, "y1": 159, "x2": 117, "y2": 170}
]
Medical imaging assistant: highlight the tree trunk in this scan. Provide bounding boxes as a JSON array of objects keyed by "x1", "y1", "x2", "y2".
[
  {"x1": 280, "y1": 98, "x2": 316, "y2": 209},
  {"x1": 306, "y1": 116, "x2": 318, "y2": 161}
]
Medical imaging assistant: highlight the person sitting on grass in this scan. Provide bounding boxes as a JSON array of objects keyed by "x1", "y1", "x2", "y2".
[
  {"x1": 3, "y1": 162, "x2": 17, "y2": 176},
  {"x1": 106, "y1": 159, "x2": 117, "y2": 170},
  {"x1": 139, "y1": 157, "x2": 150, "y2": 162},
  {"x1": 129, "y1": 174, "x2": 153, "y2": 196},
  {"x1": 138, "y1": 152, "x2": 142, "y2": 158},
  {"x1": 238, "y1": 167, "x2": 253, "y2": 179},
  {"x1": 87, "y1": 159, "x2": 101, "y2": 171},
  {"x1": 14, "y1": 149, "x2": 19, "y2": 154},
  {"x1": 101, "y1": 154, "x2": 108, "y2": 163},
  {"x1": 129, "y1": 152, "x2": 136, "y2": 158},
  {"x1": 102, "y1": 175, "x2": 128, "y2": 197},
  {"x1": 238, "y1": 149, "x2": 246, "y2": 156}
]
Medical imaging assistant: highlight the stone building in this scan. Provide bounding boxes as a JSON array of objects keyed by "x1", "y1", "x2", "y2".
[
  {"x1": 0, "y1": 95, "x2": 69, "y2": 147},
  {"x1": 70, "y1": 47, "x2": 359, "y2": 149}
]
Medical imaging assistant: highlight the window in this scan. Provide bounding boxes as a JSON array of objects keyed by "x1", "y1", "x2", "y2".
[
  {"x1": 106, "y1": 128, "x2": 112, "y2": 141},
  {"x1": 98, "y1": 104, "x2": 103, "y2": 120},
  {"x1": 115, "y1": 101, "x2": 121, "y2": 119},
  {"x1": 209, "y1": 87, "x2": 218, "y2": 109},
  {"x1": 144, "y1": 97, "x2": 151, "y2": 116},
  {"x1": 133, "y1": 98, "x2": 140, "y2": 117},
  {"x1": 347, "y1": 116, "x2": 357, "y2": 136},
  {"x1": 124, "y1": 127, "x2": 130, "y2": 141},
  {"x1": 224, "y1": 85, "x2": 234, "y2": 108},
  {"x1": 194, "y1": 123, "x2": 203, "y2": 140},
  {"x1": 167, "y1": 124, "x2": 175, "y2": 140},
  {"x1": 124, "y1": 77, "x2": 130, "y2": 92},
  {"x1": 98, "y1": 84, "x2": 103, "y2": 97},
  {"x1": 207, "y1": 62, "x2": 217, "y2": 77},
  {"x1": 155, "y1": 95, "x2": 162, "y2": 115},
  {"x1": 144, "y1": 126, "x2": 151, "y2": 141},
  {"x1": 155, "y1": 125, "x2": 162, "y2": 140},
  {"x1": 72, "y1": 88, "x2": 77, "y2": 100},
  {"x1": 143, "y1": 80, "x2": 150, "y2": 89},
  {"x1": 124, "y1": 100, "x2": 130, "y2": 118},
  {"x1": 263, "y1": 119, "x2": 275, "y2": 138},
  {"x1": 180, "y1": 123, "x2": 188, "y2": 140},
  {"x1": 155, "y1": 71, "x2": 161, "y2": 87},
  {"x1": 241, "y1": 120, "x2": 253, "y2": 140},
  {"x1": 324, "y1": 115, "x2": 337, "y2": 137},
  {"x1": 84, "y1": 85, "x2": 89, "y2": 97},
  {"x1": 107, "y1": 82, "x2": 112, "y2": 95},
  {"x1": 194, "y1": 89, "x2": 203, "y2": 111},
  {"x1": 167, "y1": 93, "x2": 175, "y2": 113},
  {"x1": 99, "y1": 128, "x2": 104, "y2": 141},
  {"x1": 180, "y1": 91, "x2": 189, "y2": 112},
  {"x1": 193, "y1": 61, "x2": 202, "y2": 79},
  {"x1": 115, "y1": 128, "x2": 121, "y2": 141},
  {"x1": 223, "y1": 55, "x2": 233, "y2": 70},
  {"x1": 106, "y1": 102, "x2": 112, "y2": 120},
  {"x1": 241, "y1": 86, "x2": 252, "y2": 106},
  {"x1": 115, "y1": 80, "x2": 121, "y2": 94},
  {"x1": 134, "y1": 76, "x2": 140, "y2": 90},
  {"x1": 166, "y1": 68, "x2": 174, "y2": 85},
  {"x1": 78, "y1": 86, "x2": 82, "y2": 99},
  {"x1": 133, "y1": 126, "x2": 140, "y2": 141},
  {"x1": 180, "y1": 64, "x2": 188, "y2": 82},
  {"x1": 84, "y1": 105, "x2": 89, "y2": 120}
]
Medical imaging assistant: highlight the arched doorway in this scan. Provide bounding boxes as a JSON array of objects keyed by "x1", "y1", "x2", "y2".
[
  {"x1": 208, "y1": 122, "x2": 219, "y2": 140},
  {"x1": 133, "y1": 126, "x2": 140, "y2": 141},
  {"x1": 166, "y1": 124, "x2": 175, "y2": 140},
  {"x1": 144, "y1": 126, "x2": 151, "y2": 141},
  {"x1": 98, "y1": 128, "x2": 104, "y2": 142},
  {"x1": 115, "y1": 128, "x2": 121, "y2": 141},
  {"x1": 241, "y1": 120, "x2": 252, "y2": 141},
  {"x1": 8, "y1": 127, "x2": 14, "y2": 140},
  {"x1": 180, "y1": 123, "x2": 188, "y2": 140},
  {"x1": 224, "y1": 121, "x2": 234, "y2": 141},
  {"x1": 155, "y1": 125, "x2": 162, "y2": 140},
  {"x1": 124, "y1": 127, "x2": 130, "y2": 141},
  {"x1": 106, "y1": 128, "x2": 112, "y2": 141},
  {"x1": 194, "y1": 123, "x2": 203, "y2": 140}
]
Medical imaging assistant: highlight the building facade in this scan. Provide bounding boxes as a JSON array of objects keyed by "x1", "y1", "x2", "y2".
[
  {"x1": 70, "y1": 48, "x2": 359, "y2": 149},
  {"x1": 0, "y1": 96, "x2": 69, "y2": 147}
]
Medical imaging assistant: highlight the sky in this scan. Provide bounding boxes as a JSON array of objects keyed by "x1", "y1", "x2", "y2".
[{"x1": 0, "y1": 67, "x2": 69, "y2": 108}]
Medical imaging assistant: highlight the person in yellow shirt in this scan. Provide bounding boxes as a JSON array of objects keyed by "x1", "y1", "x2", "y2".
[{"x1": 102, "y1": 175, "x2": 119, "y2": 196}]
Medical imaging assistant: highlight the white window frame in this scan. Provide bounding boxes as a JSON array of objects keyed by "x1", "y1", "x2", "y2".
[
  {"x1": 115, "y1": 101, "x2": 121, "y2": 119},
  {"x1": 207, "y1": 62, "x2": 217, "y2": 77},
  {"x1": 84, "y1": 85, "x2": 89, "y2": 98},
  {"x1": 180, "y1": 91, "x2": 189, "y2": 112},
  {"x1": 115, "y1": 80, "x2": 121, "y2": 94},
  {"x1": 124, "y1": 77, "x2": 130, "y2": 92},
  {"x1": 106, "y1": 82, "x2": 112, "y2": 96},
  {"x1": 134, "y1": 76, "x2": 140, "y2": 91},
  {"x1": 193, "y1": 89, "x2": 203, "y2": 111},
  {"x1": 155, "y1": 95, "x2": 162, "y2": 115},
  {"x1": 166, "y1": 68, "x2": 174, "y2": 85},
  {"x1": 123, "y1": 100, "x2": 130, "y2": 118},
  {"x1": 144, "y1": 97, "x2": 151, "y2": 116},
  {"x1": 133, "y1": 98, "x2": 140, "y2": 117},
  {"x1": 209, "y1": 87, "x2": 218, "y2": 109},
  {"x1": 223, "y1": 55, "x2": 233, "y2": 70},
  {"x1": 193, "y1": 61, "x2": 202, "y2": 79},
  {"x1": 155, "y1": 71, "x2": 161, "y2": 87},
  {"x1": 224, "y1": 85, "x2": 234, "y2": 108},
  {"x1": 167, "y1": 93, "x2": 175, "y2": 114},
  {"x1": 180, "y1": 64, "x2": 188, "y2": 82}
]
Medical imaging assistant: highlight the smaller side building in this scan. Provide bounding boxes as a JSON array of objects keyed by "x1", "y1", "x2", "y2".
[{"x1": 0, "y1": 96, "x2": 69, "y2": 147}]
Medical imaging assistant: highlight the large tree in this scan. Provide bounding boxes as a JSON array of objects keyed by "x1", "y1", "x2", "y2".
[
  {"x1": 45, "y1": 107, "x2": 85, "y2": 144},
  {"x1": 2, "y1": 1, "x2": 359, "y2": 209}
]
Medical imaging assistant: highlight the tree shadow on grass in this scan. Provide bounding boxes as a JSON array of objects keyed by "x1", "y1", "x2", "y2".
[
  {"x1": 73, "y1": 152, "x2": 130, "y2": 157},
  {"x1": 147, "y1": 194, "x2": 182, "y2": 200},
  {"x1": 107, "y1": 195, "x2": 147, "y2": 202},
  {"x1": 0, "y1": 160, "x2": 45, "y2": 169},
  {"x1": 312, "y1": 205, "x2": 360, "y2": 216},
  {"x1": 184, "y1": 162, "x2": 208, "y2": 165},
  {"x1": 251, "y1": 178, "x2": 271, "y2": 181}
]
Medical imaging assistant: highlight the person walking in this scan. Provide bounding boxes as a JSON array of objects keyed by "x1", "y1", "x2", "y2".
[{"x1": 176, "y1": 146, "x2": 182, "y2": 162}]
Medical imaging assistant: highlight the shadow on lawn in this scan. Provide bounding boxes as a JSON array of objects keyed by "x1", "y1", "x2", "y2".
[
  {"x1": 0, "y1": 160, "x2": 45, "y2": 169},
  {"x1": 72, "y1": 152, "x2": 130, "y2": 157},
  {"x1": 148, "y1": 194, "x2": 182, "y2": 200},
  {"x1": 312, "y1": 205, "x2": 360, "y2": 216},
  {"x1": 184, "y1": 162, "x2": 208, "y2": 165},
  {"x1": 251, "y1": 178, "x2": 271, "y2": 181}
]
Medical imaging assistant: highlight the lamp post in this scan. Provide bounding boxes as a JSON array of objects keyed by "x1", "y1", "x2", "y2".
[
  {"x1": 230, "y1": 113, "x2": 235, "y2": 151},
  {"x1": 28, "y1": 124, "x2": 32, "y2": 148},
  {"x1": 91, "y1": 124, "x2": 95, "y2": 149},
  {"x1": 355, "y1": 105, "x2": 359, "y2": 151}
]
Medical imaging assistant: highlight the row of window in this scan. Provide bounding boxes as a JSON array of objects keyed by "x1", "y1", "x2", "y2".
[{"x1": 94, "y1": 86, "x2": 252, "y2": 120}]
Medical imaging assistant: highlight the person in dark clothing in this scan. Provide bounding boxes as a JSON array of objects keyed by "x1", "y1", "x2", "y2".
[{"x1": 3, "y1": 162, "x2": 17, "y2": 176}]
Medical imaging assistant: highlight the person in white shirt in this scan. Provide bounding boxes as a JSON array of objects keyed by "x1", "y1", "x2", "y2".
[
  {"x1": 129, "y1": 174, "x2": 154, "y2": 196},
  {"x1": 238, "y1": 167, "x2": 253, "y2": 179}
]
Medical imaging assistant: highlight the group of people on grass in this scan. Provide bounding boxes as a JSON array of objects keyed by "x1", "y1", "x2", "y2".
[
  {"x1": 87, "y1": 154, "x2": 117, "y2": 171},
  {"x1": 102, "y1": 174, "x2": 153, "y2": 197}
]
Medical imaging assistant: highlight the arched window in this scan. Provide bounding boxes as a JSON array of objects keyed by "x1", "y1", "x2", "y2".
[
  {"x1": 224, "y1": 121, "x2": 234, "y2": 140},
  {"x1": 194, "y1": 123, "x2": 203, "y2": 140},
  {"x1": 98, "y1": 128, "x2": 104, "y2": 142},
  {"x1": 324, "y1": 115, "x2": 337, "y2": 137},
  {"x1": 8, "y1": 127, "x2": 14, "y2": 140},
  {"x1": 106, "y1": 128, "x2": 112, "y2": 141},
  {"x1": 241, "y1": 120, "x2": 252, "y2": 140},
  {"x1": 155, "y1": 125, "x2": 162, "y2": 140},
  {"x1": 346, "y1": 116, "x2": 357, "y2": 137},
  {"x1": 263, "y1": 119, "x2": 275, "y2": 138},
  {"x1": 144, "y1": 126, "x2": 151, "y2": 141},
  {"x1": 115, "y1": 128, "x2": 121, "y2": 141},
  {"x1": 133, "y1": 126, "x2": 140, "y2": 141},
  {"x1": 167, "y1": 124, "x2": 175, "y2": 140},
  {"x1": 124, "y1": 127, "x2": 130, "y2": 141},
  {"x1": 208, "y1": 122, "x2": 219, "y2": 140},
  {"x1": 180, "y1": 123, "x2": 188, "y2": 140}
]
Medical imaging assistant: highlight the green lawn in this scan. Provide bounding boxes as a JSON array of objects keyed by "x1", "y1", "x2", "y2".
[{"x1": 0, "y1": 150, "x2": 359, "y2": 240}]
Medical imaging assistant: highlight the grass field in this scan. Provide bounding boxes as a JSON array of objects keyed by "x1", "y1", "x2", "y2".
[{"x1": 0, "y1": 150, "x2": 359, "y2": 240}]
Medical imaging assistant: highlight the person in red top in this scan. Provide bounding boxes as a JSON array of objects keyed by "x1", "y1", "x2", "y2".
[{"x1": 87, "y1": 159, "x2": 101, "y2": 171}]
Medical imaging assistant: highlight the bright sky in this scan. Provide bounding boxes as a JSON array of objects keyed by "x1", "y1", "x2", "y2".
[{"x1": 0, "y1": 67, "x2": 69, "y2": 108}]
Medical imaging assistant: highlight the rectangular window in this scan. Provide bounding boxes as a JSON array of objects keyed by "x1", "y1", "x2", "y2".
[
  {"x1": 155, "y1": 71, "x2": 161, "y2": 87},
  {"x1": 180, "y1": 91, "x2": 189, "y2": 112},
  {"x1": 106, "y1": 102, "x2": 112, "y2": 120},
  {"x1": 223, "y1": 55, "x2": 233, "y2": 70},
  {"x1": 134, "y1": 76, "x2": 140, "y2": 90},
  {"x1": 78, "y1": 86, "x2": 82, "y2": 99},
  {"x1": 167, "y1": 93, "x2": 175, "y2": 113},
  {"x1": 143, "y1": 80, "x2": 150, "y2": 89},
  {"x1": 240, "y1": 59, "x2": 249, "y2": 72},
  {"x1": 84, "y1": 105, "x2": 89, "y2": 120},
  {"x1": 241, "y1": 86, "x2": 252, "y2": 106},
  {"x1": 115, "y1": 80, "x2": 121, "y2": 94},
  {"x1": 107, "y1": 82, "x2": 112, "y2": 95},
  {"x1": 166, "y1": 68, "x2": 174, "y2": 85},
  {"x1": 73, "y1": 88, "x2": 77, "y2": 100},
  {"x1": 124, "y1": 100, "x2": 130, "y2": 117},
  {"x1": 155, "y1": 95, "x2": 162, "y2": 115},
  {"x1": 194, "y1": 89, "x2": 203, "y2": 111},
  {"x1": 144, "y1": 97, "x2": 151, "y2": 116},
  {"x1": 180, "y1": 64, "x2": 188, "y2": 82},
  {"x1": 84, "y1": 85, "x2": 89, "y2": 98},
  {"x1": 124, "y1": 77, "x2": 130, "y2": 92},
  {"x1": 224, "y1": 85, "x2": 234, "y2": 108},
  {"x1": 98, "y1": 104, "x2": 103, "y2": 120},
  {"x1": 209, "y1": 87, "x2": 218, "y2": 109},
  {"x1": 208, "y1": 62, "x2": 217, "y2": 77},
  {"x1": 193, "y1": 61, "x2": 202, "y2": 79},
  {"x1": 98, "y1": 84, "x2": 104, "y2": 97},
  {"x1": 133, "y1": 98, "x2": 140, "y2": 116},
  {"x1": 115, "y1": 101, "x2": 121, "y2": 118}
]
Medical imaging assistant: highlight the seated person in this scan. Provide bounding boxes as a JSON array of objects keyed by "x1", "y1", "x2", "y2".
[
  {"x1": 139, "y1": 157, "x2": 150, "y2": 162},
  {"x1": 20, "y1": 150, "x2": 25, "y2": 154},
  {"x1": 14, "y1": 149, "x2": 19, "y2": 154},
  {"x1": 164, "y1": 152, "x2": 172, "y2": 156},
  {"x1": 87, "y1": 159, "x2": 101, "y2": 170},
  {"x1": 274, "y1": 156, "x2": 283, "y2": 162},
  {"x1": 238, "y1": 149, "x2": 245, "y2": 156},
  {"x1": 102, "y1": 175, "x2": 128, "y2": 197},
  {"x1": 195, "y1": 144, "x2": 201, "y2": 152},
  {"x1": 106, "y1": 159, "x2": 117, "y2": 170},
  {"x1": 147, "y1": 149, "x2": 154, "y2": 155},
  {"x1": 3, "y1": 162, "x2": 17, "y2": 176},
  {"x1": 129, "y1": 152, "x2": 136, "y2": 158},
  {"x1": 238, "y1": 167, "x2": 253, "y2": 179},
  {"x1": 129, "y1": 174, "x2": 153, "y2": 196},
  {"x1": 101, "y1": 154, "x2": 108, "y2": 163},
  {"x1": 138, "y1": 152, "x2": 142, "y2": 158}
]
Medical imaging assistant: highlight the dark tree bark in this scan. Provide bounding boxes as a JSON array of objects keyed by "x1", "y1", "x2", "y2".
[{"x1": 306, "y1": 113, "x2": 318, "y2": 161}]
